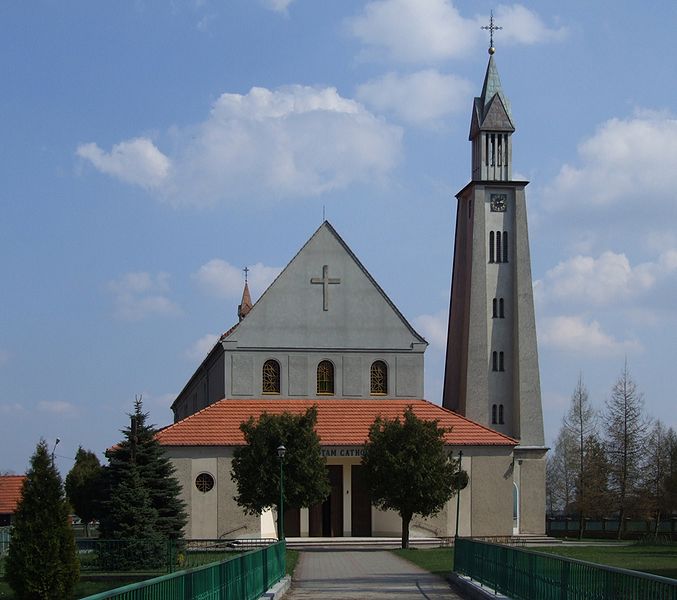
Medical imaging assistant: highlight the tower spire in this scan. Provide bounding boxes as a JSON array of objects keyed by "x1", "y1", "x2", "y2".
[{"x1": 238, "y1": 267, "x2": 253, "y2": 322}]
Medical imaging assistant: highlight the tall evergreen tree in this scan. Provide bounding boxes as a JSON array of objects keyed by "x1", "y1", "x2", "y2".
[
  {"x1": 362, "y1": 407, "x2": 467, "y2": 549},
  {"x1": 6, "y1": 440, "x2": 79, "y2": 600},
  {"x1": 603, "y1": 361, "x2": 650, "y2": 539},
  {"x1": 65, "y1": 447, "x2": 103, "y2": 537},
  {"x1": 103, "y1": 397, "x2": 187, "y2": 541}
]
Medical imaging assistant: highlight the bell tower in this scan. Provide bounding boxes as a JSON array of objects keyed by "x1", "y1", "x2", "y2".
[{"x1": 442, "y1": 36, "x2": 546, "y2": 534}]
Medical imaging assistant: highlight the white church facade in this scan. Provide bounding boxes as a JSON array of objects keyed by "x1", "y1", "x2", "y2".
[{"x1": 156, "y1": 51, "x2": 547, "y2": 540}]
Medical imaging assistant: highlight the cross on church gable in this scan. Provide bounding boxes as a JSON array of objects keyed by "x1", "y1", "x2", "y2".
[{"x1": 310, "y1": 265, "x2": 341, "y2": 311}]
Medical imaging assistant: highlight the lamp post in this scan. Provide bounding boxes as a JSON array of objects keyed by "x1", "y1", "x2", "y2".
[
  {"x1": 51, "y1": 438, "x2": 61, "y2": 464},
  {"x1": 277, "y1": 445, "x2": 286, "y2": 540},
  {"x1": 454, "y1": 450, "x2": 463, "y2": 539}
]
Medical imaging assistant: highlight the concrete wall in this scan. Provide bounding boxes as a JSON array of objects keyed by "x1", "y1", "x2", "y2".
[
  {"x1": 468, "y1": 447, "x2": 514, "y2": 537},
  {"x1": 514, "y1": 450, "x2": 546, "y2": 534}
]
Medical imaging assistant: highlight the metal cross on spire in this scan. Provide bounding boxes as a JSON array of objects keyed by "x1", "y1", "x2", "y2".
[
  {"x1": 481, "y1": 10, "x2": 502, "y2": 55},
  {"x1": 243, "y1": 266, "x2": 249, "y2": 284}
]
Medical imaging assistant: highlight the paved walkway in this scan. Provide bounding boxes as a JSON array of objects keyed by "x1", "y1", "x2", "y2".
[{"x1": 285, "y1": 550, "x2": 464, "y2": 599}]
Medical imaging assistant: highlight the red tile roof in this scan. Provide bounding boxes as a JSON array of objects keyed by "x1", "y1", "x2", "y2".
[
  {"x1": 0, "y1": 475, "x2": 25, "y2": 514},
  {"x1": 156, "y1": 399, "x2": 516, "y2": 447}
]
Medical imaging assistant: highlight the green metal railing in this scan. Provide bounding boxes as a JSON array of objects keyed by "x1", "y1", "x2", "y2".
[
  {"x1": 81, "y1": 540, "x2": 285, "y2": 600},
  {"x1": 454, "y1": 537, "x2": 677, "y2": 600}
]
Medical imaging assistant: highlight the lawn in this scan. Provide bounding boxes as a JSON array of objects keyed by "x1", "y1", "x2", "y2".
[
  {"x1": 391, "y1": 547, "x2": 455, "y2": 579},
  {"x1": 392, "y1": 544, "x2": 677, "y2": 582},
  {"x1": 537, "y1": 544, "x2": 677, "y2": 580}
]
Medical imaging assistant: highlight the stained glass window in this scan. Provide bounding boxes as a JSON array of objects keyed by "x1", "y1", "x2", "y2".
[
  {"x1": 195, "y1": 473, "x2": 214, "y2": 493},
  {"x1": 263, "y1": 360, "x2": 280, "y2": 394},
  {"x1": 317, "y1": 360, "x2": 334, "y2": 395},
  {"x1": 370, "y1": 361, "x2": 387, "y2": 395}
]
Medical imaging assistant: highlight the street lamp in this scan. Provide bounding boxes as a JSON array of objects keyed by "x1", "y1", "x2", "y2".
[
  {"x1": 51, "y1": 438, "x2": 61, "y2": 464},
  {"x1": 277, "y1": 445, "x2": 286, "y2": 541}
]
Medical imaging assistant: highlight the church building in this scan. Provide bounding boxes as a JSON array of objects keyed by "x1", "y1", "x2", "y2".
[{"x1": 156, "y1": 48, "x2": 546, "y2": 540}]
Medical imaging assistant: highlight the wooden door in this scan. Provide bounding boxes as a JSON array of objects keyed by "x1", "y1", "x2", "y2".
[
  {"x1": 351, "y1": 465, "x2": 372, "y2": 536},
  {"x1": 328, "y1": 465, "x2": 343, "y2": 537}
]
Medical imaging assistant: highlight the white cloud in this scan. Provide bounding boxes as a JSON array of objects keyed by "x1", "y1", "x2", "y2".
[
  {"x1": 347, "y1": 1, "x2": 565, "y2": 63},
  {"x1": 107, "y1": 272, "x2": 181, "y2": 320},
  {"x1": 356, "y1": 69, "x2": 473, "y2": 125},
  {"x1": 538, "y1": 315, "x2": 641, "y2": 357},
  {"x1": 193, "y1": 260, "x2": 281, "y2": 300},
  {"x1": 414, "y1": 310, "x2": 447, "y2": 351},
  {"x1": 0, "y1": 403, "x2": 23, "y2": 415},
  {"x1": 536, "y1": 250, "x2": 677, "y2": 307},
  {"x1": 544, "y1": 111, "x2": 677, "y2": 209},
  {"x1": 79, "y1": 86, "x2": 402, "y2": 206},
  {"x1": 37, "y1": 400, "x2": 77, "y2": 415},
  {"x1": 185, "y1": 333, "x2": 220, "y2": 363},
  {"x1": 77, "y1": 138, "x2": 170, "y2": 189}
]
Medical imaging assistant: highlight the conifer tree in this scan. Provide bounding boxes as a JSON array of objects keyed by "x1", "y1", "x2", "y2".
[
  {"x1": 65, "y1": 447, "x2": 103, "y2": 537},
  {"x1": 103, "y1": 397, "x2": 187, "y2": 541},
  {"x1": 6, "y1": 440, "x2": 79, "y2": 600}
]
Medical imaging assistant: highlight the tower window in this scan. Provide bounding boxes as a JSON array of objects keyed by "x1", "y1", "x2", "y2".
[
  {"x1": 492, "y1": 298, "x2": 497, "y2": 318},
  {"x1": 503, "y1": 231, "x2": 509, "y2": 262},
  {"x1": 370, "y1": 361, "x2": 388, "y2": 395},
  {"x1": 499, "y1": 351, "x2": 505, "y2": 372},
  {"x1": 492, "y1": 298, "x2": 505, "y2": 318},
  {"x1": 496, "y1": 231, "x2": 502, "y2": 263},
  {"x1": 498, "y1": 404, "x2": 505, "y2": 425},
  {"x1": 492, "y1": 404, "x2": 497, "y2": 424},
  {"x1": 499, "y1": 298, "x2": 505, "y2": 318},
  {"x1": 262, "y1": 359, "x2": 281, "y2": 394},
  {"x1": 489, "y1": 232, "x2": 495, "y2": 263},
  {"x1": 492, "y1": 351, "x2": 498, "y2": 372},
  {"x1": 317, "y1": 360, "x2": 335, "y2": 395}
]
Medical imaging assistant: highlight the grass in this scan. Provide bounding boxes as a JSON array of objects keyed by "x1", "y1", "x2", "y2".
[
  {"x1": 391, "y1": 547, "x2": 455, "y2": 579},
  {"x1": 286, "y1": 549, "x2": 300, "y2": 577},
  {"x1": 537, "y1": 544, "x2": 677, "y2": 580}
]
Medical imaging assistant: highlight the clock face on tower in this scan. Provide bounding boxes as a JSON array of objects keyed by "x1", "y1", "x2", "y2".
[{"x1": 490, "y1": 193, "x2": 507, "y2": 212}]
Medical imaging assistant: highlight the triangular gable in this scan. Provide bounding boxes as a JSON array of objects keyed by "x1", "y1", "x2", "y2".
[
  {"x1": 224, "y1": 221, "x2": 427, "y2": 350},
  {"x1": 480, "y1": 93, "x2": 515, "y2": 132}
]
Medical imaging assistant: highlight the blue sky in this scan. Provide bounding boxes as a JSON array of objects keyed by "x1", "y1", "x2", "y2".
[{"x1": 2, "y1": 1, "x2": 676, "y2": 475}]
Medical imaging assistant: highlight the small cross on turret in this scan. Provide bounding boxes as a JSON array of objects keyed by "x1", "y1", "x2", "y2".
[{"x1": 481, "y1": 10, "x2": 502, "y2": 55}]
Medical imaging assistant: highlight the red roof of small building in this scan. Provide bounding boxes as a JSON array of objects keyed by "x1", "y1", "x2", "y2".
[
  {"x1": 0, "y1": 475, "x2": 26, "y2": 514},
  {"x1": 156, "y1": 399, "x2": 516, "y2": 447}
]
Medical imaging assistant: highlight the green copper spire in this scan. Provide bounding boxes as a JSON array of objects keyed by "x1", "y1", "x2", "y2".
[{"x1": 480, "y1": 55, "x2": 512, "y2": 122}]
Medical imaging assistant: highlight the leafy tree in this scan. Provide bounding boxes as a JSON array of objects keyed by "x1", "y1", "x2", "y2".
[
  {"x1": 65, "y1": 447, "x2": 103, "y2": 537},
  {"x1": 603, "y1": 361, "x2": 650, "y2": 538},
  {"x1": 362, "y1": 407, "x2": 466, "y2": 549},
  {"x1": 562, "y1": 375, "x2": 598, "y2": 537},
  {"x1": 6, "y1": 440, "x2": 79, "y2": 600},
  {"x1": 103, "y1": 396, "x2": 187, "y2": 541},
  {"x1": 231, "y1": 406, "x2": 330, "y2": 537}
]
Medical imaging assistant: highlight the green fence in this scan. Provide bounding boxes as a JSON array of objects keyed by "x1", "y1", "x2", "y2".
[
  {"x1": 454, "y1": 537, "x2": 677, "y2": 600},
  {"x1": 81, "y1": 540, "x2": 285, "y2": 600}
]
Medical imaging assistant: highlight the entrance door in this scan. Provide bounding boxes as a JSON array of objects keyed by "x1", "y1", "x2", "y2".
[
  {"x1": 284, "y1": 506, "x2": 300, "y2": 537},
  {"x1": 309, "y1": 465, "x2": 343, "y2": 537},
  {"x1": 351, "y1": 465, "x2": 372, "y2": 536}
]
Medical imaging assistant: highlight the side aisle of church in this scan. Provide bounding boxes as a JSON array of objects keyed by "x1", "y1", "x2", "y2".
[{"x1": 156, "y1": 48, "x2": 547, "y2": 540}]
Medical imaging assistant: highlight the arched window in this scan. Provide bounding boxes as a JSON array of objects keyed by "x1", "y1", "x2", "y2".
[
  {"x1": 262, "y1": 359, "x2": 280, "y2": 394},
  {"x1": 499, "y1": 298, "x2": 505, "y2": 318},
  {"x1": 317, "y1": 360, "x2": 334, "y2": 395},
  {"x1": 498, "y1": 404, "x2": 505, "y2": 425},
  {"x1": 499, "y1": 351, "x2": 505, "y2": 372},
  {"x1": 496, "y1": 231, "x2": 502, "y2": 263},
  {"x1": 491, "y1": 404, "x2": 497, "y2": 424},
  {"x1": 492, "y1": 298, "x2": 497, "y2": 318},
  {"x1": 492, "y1": 351, "x2": 498, "y2": 372},
  {"x1": 503, "y1": 231, "x2": 509, "y2": 262},
  {"x1": 489, "y1": 232, "x2": 495, "y2": 263},
  {"x1": 370, "y1": 361, "x2": 388, "y2": 395}
]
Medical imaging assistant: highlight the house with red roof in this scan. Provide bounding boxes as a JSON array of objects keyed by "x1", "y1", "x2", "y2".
[
  {"x1": 0, "y1": 475, "x2": 26, "y2": 526},
  {"x1": 158, "y1": 220, "x2": 531, "y2": 540}
]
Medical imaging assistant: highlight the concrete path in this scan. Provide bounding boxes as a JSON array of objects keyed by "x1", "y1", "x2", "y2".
[{"x1": 285, "y1": 550, "x2": 464, "y2": 599}]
